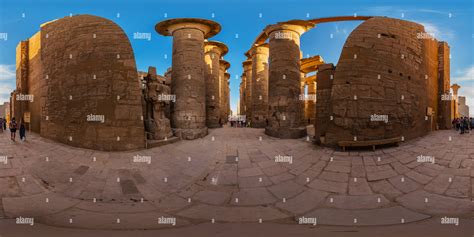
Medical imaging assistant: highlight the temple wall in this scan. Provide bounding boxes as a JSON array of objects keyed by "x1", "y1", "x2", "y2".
[
  {"x1": 314, "y1": 64, "x2": 334, "y2": 143},
  {"x1": 16, "y1": 14, "x2": 147, "y2": 151},
  {"x1": 324, "y1": 17, "x2": 447, "y2": 145}
]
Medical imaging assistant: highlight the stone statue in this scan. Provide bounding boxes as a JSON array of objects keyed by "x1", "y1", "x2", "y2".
[{"x1": 144, "y1": 67, "x2": 173, "y2": 140}]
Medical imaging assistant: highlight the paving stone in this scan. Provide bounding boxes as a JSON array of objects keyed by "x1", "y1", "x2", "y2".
[
  {"x1": 275, "y1": 189, "x2": 328, "y2": 215},
  {"x1": 238, "y1": 167, "x2": 264, "y2": 177},
  {"x1": 177, "y1": 204, "x2": 288, "y2": 222},
  {"x1": 388, "y1": 175, "x2": 421, "y2": 193},
  {"x1": 405, "y1": 171, "x2": 433, "y2": 185},
  {"x1": 445, "y1": 176, "x2": 470, "y2": 198},
  {"x1": 267, "y1": 180, "x2": 306, "y2": 199},
  {"x1": 2, "y1": 192, "x2": 80, "y2": 217},
  {"x1": 193, "y1": 190, "x2": 231, "y2": 205},
  {"x1": 0, "y1": 177, "x2": 21, "y2": 197},
  {"x1": 269, "y1": 173, "x2": 294, "y2": 184},
  {"x1": 348, "y1": 177, "x2": 373, "y2": 195},
  {"x1": 414, "y1": 165, "x2": 442, "y2": 177},
  {"x1": 152, "y1": 194, "x2": 191, "y2": 212},
  {"x1": 303, "y1": 206, "x2": 429, "y2": 226},
  {"x1": 238, "y1": 175, "x2": 272, "y2": 188},
  {"x1": 369, "y1": 180, "x2": 403, "y2": 199},
  {"x1": 366, "y1": 168, "x2": 398, "y2": 181},
  {"x1": 41, "y1": 207, "x2": 185, "y2": 229},
  {"x1": 231, "y1": 187, "x2": 277, "y2": 206},
  {"x1": 307, "y1": 179, "x2": 347, "y2": 194},
  {"x1": 319, "y1": 171, "x2": 348, "y2": 183},
  {"x1": 75, "y1": 200, "x2": 157, "y2": 213},
  {"x1": 350, "y1": 164, "x2": 366, "y2": 178},
  {"x1": 362, "y1": 156, "x2": 376, "y2": 166},
  {"x1": 325, "y1": 194, "x2": 390, "y2": 209},
  {"x1": 390, "y1": 161, "x2": 410, "y2": 174},
  {"x1": 324, "y1": 161, "x2": 351, "y2": 173},
  {"x1": 261, "y1": 165, "x2": 287, "y2": 177},
  {"x1": 424, "y1": 174, "x2": 453, "y2": 194},
  {"x1": 288, "y1": 163, "x2": 312, "y2": 176},
  {"x1": 396, "y1": 190, "x2": 473, "y2": 215}
]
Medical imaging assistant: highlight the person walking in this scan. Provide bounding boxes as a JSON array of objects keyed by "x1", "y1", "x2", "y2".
[
  {"x1": 470, "y1": 117, "x2": 474, "y2": 131},
  {"x1": 463, "y1": 117, "x2": 470, "y2": 134},
  {"x1": 9, "y1": 117, "x2": 17, "y2": 141},
  {"x1": 0, "y1": 118, "x2": 3, "y2": 133},
  {"x1": 19, "y1": 120, "x2": 26, "y2": 141},
  {"x1": 2, "y1": 118, "x2": 6, "y2": 131}
]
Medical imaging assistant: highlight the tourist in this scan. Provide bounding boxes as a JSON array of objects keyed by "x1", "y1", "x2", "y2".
[
  {"x1": 463, "y1": 117, "x2": 470, "y2": 134},
  {"x1": 455, "y1": 118, "x2": 461, "y2": 131},
  {"x1": 2, "y1": 118, "x2": 6, "y2": 131},
  {"x1": 0, "y1": 118, "x2": 3, "y2": 133},
  {"x1": 19, "y1": 120, "x2": 26, "y2": 141},
  {"x1": 9, "y1": 117, "x2": 17, "y2": 141},
  {"x1": 471, "y1": 117, "x2": 474, "y2": 131}
]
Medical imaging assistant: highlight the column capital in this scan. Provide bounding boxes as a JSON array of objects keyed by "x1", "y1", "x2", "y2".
[
  {"x1": 204, "y1": 40, "x2": 228, "y2": 57},
  {"x1": 242, "y1": 59, "x2": 252, "y2": 70},
  {"x1": 155, "y1": 18, "x2": 221, "y2": 39},
  {"x1": 265, "y1": 20, "x2": 315, "y2": 36},
  {"x1": 219, "y1": 59, "x2": 231, "y2": 70},
  {"x1": 247, "y1": 43, "x2": 269, "y2": 58}
]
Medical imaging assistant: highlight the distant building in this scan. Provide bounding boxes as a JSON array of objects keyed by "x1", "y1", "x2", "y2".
[
  {"x1": 0, "y1": 102, "x2": 9, "y2": 118},
  {"x1": 458, "y1": 96, "x2": 470, "y2": 118}
]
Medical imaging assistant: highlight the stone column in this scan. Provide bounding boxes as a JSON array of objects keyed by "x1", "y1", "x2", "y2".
[
  {"x1": 451, "y1": 84, "x2": 460, "y2": 118},
  {"x1": 156, "y1": 18, "x2": 221, "y2": 139},
  {"x1": 249, "y1": 44, "x2": 269, "y2": 128},
  {"x1": 242, "y1": 60, "x2": 253, "y2": 124},
  {"x1": 224, "y1": 72, "x2": 231, "y2": 122},
  {"x1": 240, "y1": 73, "x2": 247, "y2": 116},
  {"x1": 204, "y1": 41, "x2": 228, "y2": 128},
  {"x1": 265, "y1": 22, "x2": 314, "y2": 138},
  {"x1": 306, "y1": 77, "x2": 316, "y2": 124},
  {"x1": 219, "y1": 60, "x2": 230, "y2": 123}
]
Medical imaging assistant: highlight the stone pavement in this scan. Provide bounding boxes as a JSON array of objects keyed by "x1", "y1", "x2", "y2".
[{"x1": 0, "y1": 127, "x2": 473, "y2": 234}]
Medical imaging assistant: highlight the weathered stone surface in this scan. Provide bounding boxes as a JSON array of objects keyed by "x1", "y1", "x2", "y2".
[
  {"x1": 204, "y1": 41, "x2": 228, "y2": 128},
  {"x1": 303, "y1": 206, "x2": 430, "y2": 226},
  {"x1": 156, "y1": 18, "x2": 221, "y2": 139},
  {"x1": 323, "y1": 17, "x2": 451, "y2": 145},
  {"x1": 325, "y1": 194, "x2": 389, "y2": 209},
  {"x1": 265, "y1": 22, "x2": 313, "y2": 139},
  {"x1": 396, "y1": 190, "x2": 473, "y2": 215},
  {"x1": 16, "y1": 15, "x2": 146, "y2": 151},
  {"x1": 249, "y1": 44, "x2": 269, "y2": 128},
  {"x1": 177, "y1": 204, "x2": 288, "y2": 222},
  {"x1": 275, "y1": 189, "x2": 328, "y2": 215}
]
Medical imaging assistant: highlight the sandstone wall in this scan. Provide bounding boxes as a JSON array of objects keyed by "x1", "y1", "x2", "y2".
[
  {"x1": 38, "y1": 15, "x2": 145, "y2": 150},
  {"x1": 314, "y1": 64, "x2": 334, "y2": 144},
  {"x1": 325, "y1": 17, "x2": 446, "y2": 145}
]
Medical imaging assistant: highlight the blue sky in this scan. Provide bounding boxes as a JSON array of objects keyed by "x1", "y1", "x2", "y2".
[{"x1": 0, "y1": 0, "x2": 473, "y2": 115}]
